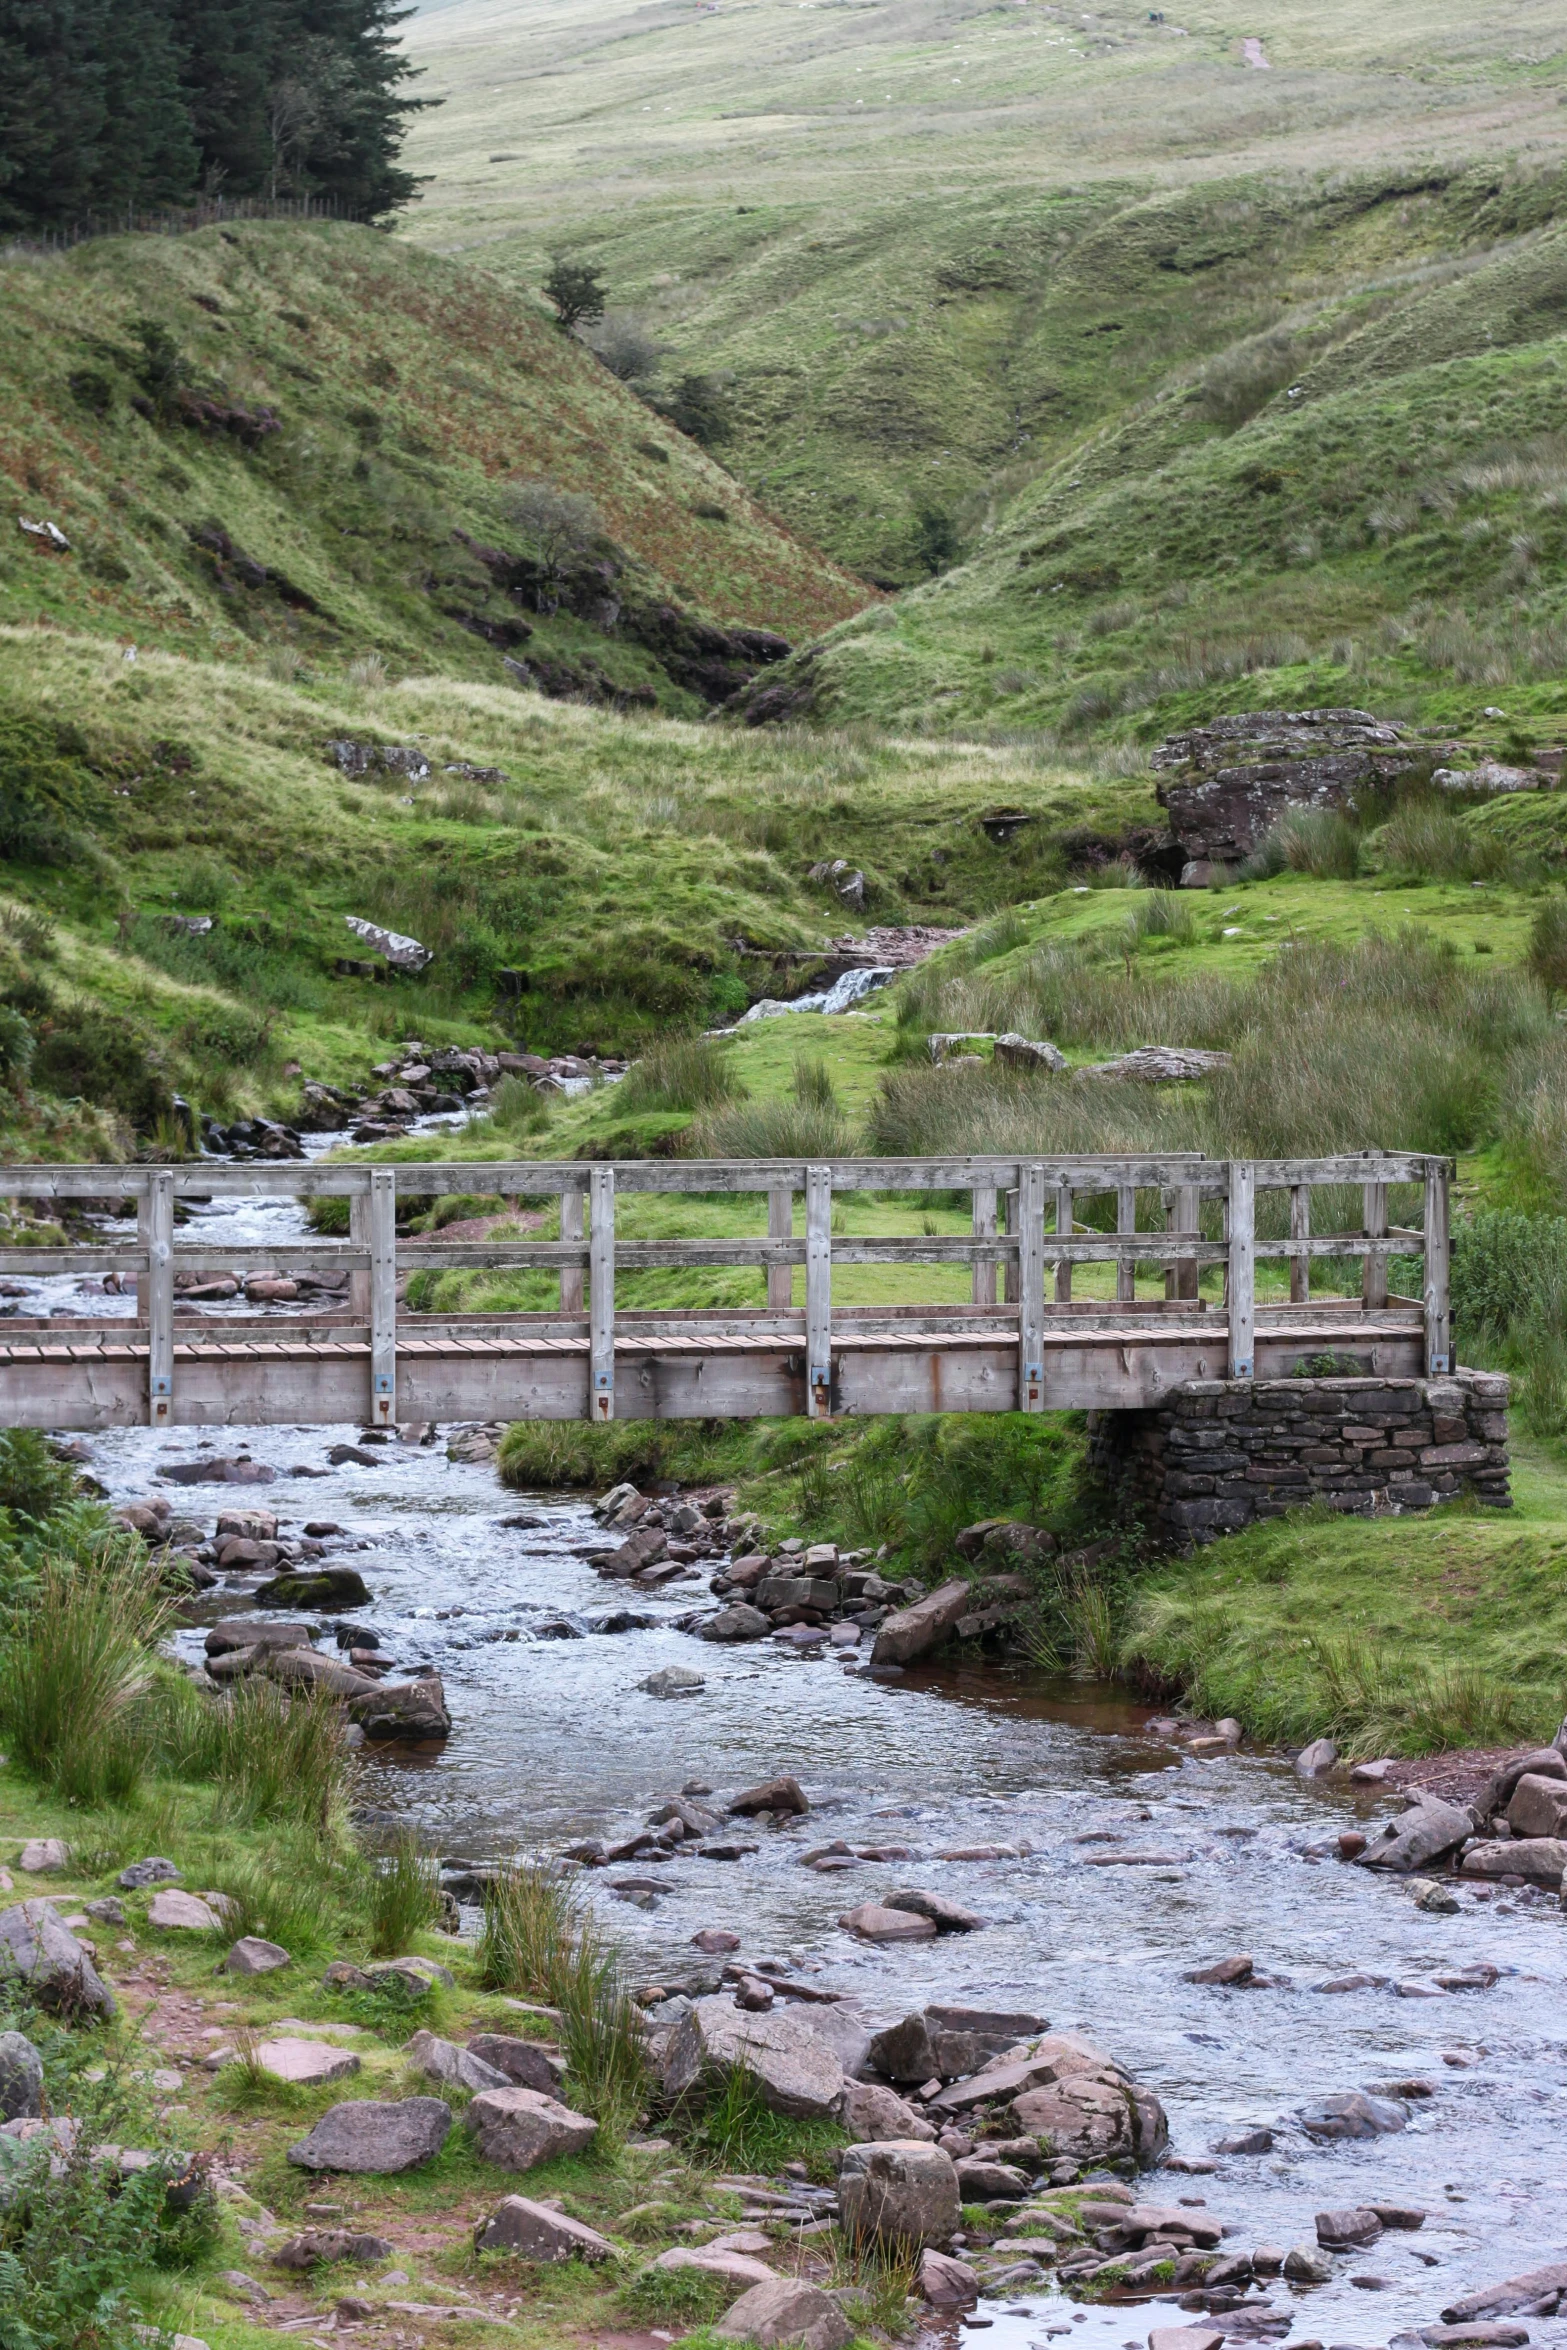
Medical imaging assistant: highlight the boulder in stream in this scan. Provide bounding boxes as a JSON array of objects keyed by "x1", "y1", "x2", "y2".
[{"x1": 838, "y1": 2140, "x2": 961, "y2": 2249}]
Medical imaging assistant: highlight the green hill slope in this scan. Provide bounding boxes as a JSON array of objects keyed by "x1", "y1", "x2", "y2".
[{"x1": 0, "y1": 221, "x2": 869, "y2": 709}]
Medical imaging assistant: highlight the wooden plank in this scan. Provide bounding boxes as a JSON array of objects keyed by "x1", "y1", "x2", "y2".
[
  {"x1": 590, "y1": 1166, "x2": 615, "y2": 1421},
  {"x1": 1289, "y1": 1183, "x2": 1310, "y2": 1306},
  {"x1": 348, "y1": 1189, "x2": 371, "y2": 1324},
  {"x1": 369, "y1": 1167, "x2": 397, "y2": 1428},
  {"x1": 1362, "y1": 1171, "x2": 1389, "y2": 1311},
  {"x1": 1116, "y1": 1183, "x2": 1136, "y2": 1306},
  {"x1": 971, "y1": 1184, "x2": 997, "y2": 1308},
  {"x1": 559, "y1": 1186, "x2": 584, "y2": 1315},
  {"x1": 1003, "y1": 1186, "x2": 1019, "y2": 1306},
  {"x1": 1053, "y1": 1183, "x2": 1074, "y2": 1306},
  {"x1": 768, "y1": 1184, "x2": 793, "y2": 1311},
  {"x1": 806, "y1": 1164, "x2": 833, "y2": 1418},
  {"x1": 1227, "y1": 1161, "x2": 1256, "y2": 1380},
  {"x1": 1018, "y1": 1162, "x2": 1046, "y2": 1412},
  {"x1": 1425, "y1": 1159, "x2": 1451, "y2": 1375},
  {"x1": 1166, "y1": 1183, "x2": 1200, "y2": 1304},
  {"x1": 143, "y1": 1168, "x2": 174, "y2": 1428}
]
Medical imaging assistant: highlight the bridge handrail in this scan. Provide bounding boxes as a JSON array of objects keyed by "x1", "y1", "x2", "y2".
[{"x1": 0, "y1": 1152, "x2": 1451, "y2": 1426}]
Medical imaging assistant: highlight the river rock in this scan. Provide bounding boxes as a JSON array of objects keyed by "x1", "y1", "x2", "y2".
[
  {"x1": 263, "y1": 1648, "x2": 379, "y2": 1698},
  {"x1": 918, "y1": 2246, "x2": 979, "y2": 2307},
  {"x1": 867, "y1": 2013, "x2": 939, "y2": 2081},
  {"x1": 1294, "y1": 1736, "x2": 1338, "y2": 1778},
  {"x1": 957, "y1": 2156, "x2": 1031, "y2": 2199},
  {"x1": 118, "y1": 1857, "x2": 181, "y2": 1890},
  {"x1": 17, "y1": 1840, "x2": 69, "y2": 1873},
  {"x1": 466, "y1": 2035, "x2": 567, "y2": 2095},
  {"x1": 883, "y1": 1888, "x2": 984, "y2": 1932},
  {"x1": 0, "y1": 1901, "x2": 115, "y2": 2018},
  {"x1": 1215, "y1": 2127, "x2": 1274, "y2": 2154},
  {"x1": 1442, "y1": 2263, "x2": 1567, "y2": 2322},
  {"x1": 406, "y1": 2031, "x2": 510, "y2": 2093},
  {"x1": 288, "y1": 2097, "x2": 452, "y2": 2172},
  {"x1": 653, "y1": 2247, "x2": 776, "y2": 2288},
  {"x1": 1506, "y1": 1775, "x2": 1567, "y2": 1838},
  {"x1": 1150, "y1": 2332, "x2": 1224, "y2": 2350},
  {"x1": 729, "y1": 1775, "x2": 808, "y2": 1816},
  {"x1": 841, "y1": 2079, "x2": 936, "y2": 2143},
  {"x1": 206, "y1": 1620, "x2": 314, "y2": 1658},
  {"x1": 1298, "y1": 2091, "x2": 1406, "y2": 2140},
  {"x1": 714, "y1": 2277, "x2": 853, "y2": 2349},
  {"x1": 1460, "y1": 1838, "x2": 1567, "y2": 1887},
  {"x1": 349, "y1": 1677, "x2": 451, "y2": 1740},
  {"x1": 1359, "y1": 1796, "x2": 1473, "y2": 1873},
  {"x1": 870, "y1": 1578, "x2": 973, "y2": 1668},
  {"x1": 473, "y1": 2195, "x2": 616, "y2": 2262},
  {"x1": 465, "y1": 2085, "x2": 597, "y2": 2169},
  {"x1": 1422, "y1": 2329, "x2": 1532, "y2": 2348},
  {"x1": 223, "y1": 1936, "x2": 291, "y2": 1977},
  {"x1": 0, "y1": 2030, "x2": 43, "y2": 2120},
  {"x1": 838, "y1": 1903, "x2": 937, "y2": 1942},
  {"x1": 700, "y1": 1605, "x2": 771, "y2": 1642},
  {"x1": 1013, "y1": 2066, "x2": 1168, "y2": 2166},
  {"x1": 148, "y1": 1889, "x2": 222, "y2": 1931},
  {"x1": 640, "y1": 1667, "x2": 705, "y2": 1699},
  {"x1": 1187, "y1": 1954, "x2": 1253, "y2": 1985},
  {"x1": 1283, "y1": 2245, "x2": 1334, "y2": 2282},
  {"x1": 662, "y1": 1994, "x2": 844, "y2": 2117},
  {"x1": 1317, "y1": 2206, "x2": 1383, "y2": 2248},
  {"x1": 1478, "y1": 1747, "x2": 1567, "y2": 1817},
  {"x1": 839, "y1": 2140, "x2": 960, "y2": 2248},
  {"x1": 254, "y1": 1567, "x2": 372, "y2": 1609}
]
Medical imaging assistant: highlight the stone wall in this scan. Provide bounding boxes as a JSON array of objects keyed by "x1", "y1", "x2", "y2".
[{"x1": 1088, "y1": 1370, "x2": 1510, "y2": 1547}]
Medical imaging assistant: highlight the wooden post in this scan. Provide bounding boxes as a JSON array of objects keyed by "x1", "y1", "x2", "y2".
[
  {"x1": 141, "y1": 1169, "x2": 174, "y2": 1428},
  {"x1": 1424, "y1": 1158, "x2": 1451, "y2": 1375},
  {"x1": 805, "y1": 1164, "x2": 832, "y2": 1418},
  {"x1": 1003, "y1": 1186, "x2": 1019, "y2": 1305},
  {"x1": 971, "y1": 1184, "x2": 997, "y2": 1307},
  {"x1": 349, "y1": 1182, "x2": 372, "y2": 1323},
  {"x1": 590, "y1": 1166, "x2": 615, "y2": 1420},
  {"x1": 1053, "y1": 1183, "x2": 1074, "y2": 1305},
  {"x1": 1362, "y1": 1164, "x2": 1389, "y2": 1311},
  {"x1": 1116, "y1": 1184, "x2": 1136, "y2": 1305},
  {"x1": 1289, "y1": 1183, "x2": 1310, "y2": 1305},
  {"x1": 1172, "y1": 1183, "x2": 1200, "y2": 1302},
  {"x1": 1019, "y1": 1161, "x2": 1046, "y2": 1411},
  {"x1": 368, "y1": 1168, "x2": 397, "y2": 1427},
  {"x1": 559, "y1": 1186, "x2": 584, "y2": 1315},
  {"x1": 768, "y1": 1184, "x2": 793, "y2": 1311},
  {"x1": 1227, "y1": 1161, "x2": 1256, "y2": 1380}
]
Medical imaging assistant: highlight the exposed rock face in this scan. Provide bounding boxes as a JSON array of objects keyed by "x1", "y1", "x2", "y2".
[
  {"x1": 994, "y1": 1034, "x2": 1067, "y2": 1074},
  {"x1": 837, "y1": 2140, "x2": 961, "y2": 2249},
  {"x1": 0, "y1": 1900, "x2": 116, "y2": 2019},
  {"x1": 464, "y1": 2085, "x2": 597, "y2": 2170},
  {"x1": 254, "y1": 2038, "x2": 361, "y2": 2087},
  {"x1": 287, "y1": 2097, "x2": 453, "y2": 2172},
  {"x1": 661, "y1": 1995, "x2": 844, "y2": 2117},
  {"x1": 0, "y1": 2030, "x2": 43, "y2": 2120},
  {"x1": 1459, "y1": 1837, "x2": 1567, "y2": 1887},
  {"x1": 473, "y1": 2196, "x2": 616, "y2": 2262},
  {"x1": 1153, "y1": 708, "x2": 1426, "y2": 874}
]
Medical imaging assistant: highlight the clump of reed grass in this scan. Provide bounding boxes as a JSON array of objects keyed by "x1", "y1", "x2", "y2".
[
  {"x1": 200, "y1": 1839, "x2": 338, "y2": 1954},
  {"x1": 620, "y1": 1035, "x2": 744, "y2": 1115},
  {"x1": 364, "y1": 1829, "x2": 443, "y2": 1956},
  {"x1": 0, "y1": 1526, "x2": 170, "y2": 1804},
  {"x1": 176, "y1": 1675, "x2": 356, "y2": 1834},
  {"x1": 689, "y1": 1092, "x2": 859, "y2": 1158},
  {"x1": 478, "y1": 1862, "x2": 647, "y2": 2138}
]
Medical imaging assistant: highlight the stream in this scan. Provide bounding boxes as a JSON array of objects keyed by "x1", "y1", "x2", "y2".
[{"x1": 16, "y1": 1178, "x2": 1567, "y2": 2350}]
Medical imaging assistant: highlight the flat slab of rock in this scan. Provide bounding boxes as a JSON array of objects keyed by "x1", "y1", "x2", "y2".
[
  {"x1": 271, "y1": 2229, "x2": 395, "y2": 2271},
  {"x1": 257, "y1": 2038, "x2": 362, "y2": 2087},
  {"x1": 1149, "y1": 2331, "x2": 1224, "y2": 2350},
  {"x1": 839, "y1": 2140, "x2": 960, "y2": 2249},
  {"x1": 1459, "y1": 1837, "x2": 1567, "y2": 1886},
  {"x1": 465, "y1": 2085, "x2": 597, "y2": 2170},
  {"x1": 653, "y1": 2246, "x2": 775, "y2": 2287},
  {"x1": 841, "y1": 2079, "x2": 935, "y2": 2143},
  {"x1": 1359, "y1": 1796, "x2": 1473, "y2": 1874},
  {"x1": 870, "y1": 1578, "x2": 972, "y2": 1668},
  {"x1": 473, "y1": 2194, "x2": 616, "y2": 2262},
  {"x1": 1298, "y1": 2091, "x2": 1407, "y2": 2140},
  {"x1": 465, "y1": 2034, "x2": 566, "y2": 2095},
  {"x1": 223, "y1": 1936, "x2": 290, "y2": 1977},
  {"x1": 288, "y1": 2097, "x2": 452, "y2": 2172},
  {"x1": 0, "y1": 1899, "x2": 115, "y2": 2018},
  {"x1": 713, "y1": 2277, "x2": 853, "y2": 2348},
  {"x1": 1443, "y1": 2263, "x2": 1567, "y2": 2322},
  {"x1": 1424, "y1": 2328, "x2": 1532, "y2": 2347},
  {"x1": 918, "y1": 2246, "x2": 979, "y2": 2306},
  {"x1": 838, "y1": 1903, "x2": 937, "y2": 1942},
  {"x1": 148, "y1": 1889, "x2": 222, "y2": 1931},
  {"x1": 662, "y1": 1994, "x2": 844, "y2": 2118},
  {"x1": 406, "y1": 2031, "x2": 509, "y2": 2093}
]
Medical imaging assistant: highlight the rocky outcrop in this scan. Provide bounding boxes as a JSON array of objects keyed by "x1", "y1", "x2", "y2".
[
  {"x1": 1152, "y1": 708, "x2": 1430, "y2": 879},
  {"x1": 661, "y1": 1994, "x2": 845, "y2": 2118},
  {"x1": 837, "y1": 2140, "x2": 961, "y2": 2249}
]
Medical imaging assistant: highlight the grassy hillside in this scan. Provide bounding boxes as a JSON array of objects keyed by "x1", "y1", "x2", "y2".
[
  {"x1": 399, "y1": 0, "x2": 1567, "y2": 585},
  {"x1": 0, "y1": 221, "x2": 868, "y2": 708}
]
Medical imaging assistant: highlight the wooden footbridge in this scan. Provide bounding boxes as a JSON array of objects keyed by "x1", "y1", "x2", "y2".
[{"x1": 0, "y1": 1154, "x2": 1450, "y2": 1431}]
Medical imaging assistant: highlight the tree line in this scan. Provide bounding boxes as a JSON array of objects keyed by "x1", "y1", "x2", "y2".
[{"x1": 0, "y1": 0, "x2": 428, "y2": 232}]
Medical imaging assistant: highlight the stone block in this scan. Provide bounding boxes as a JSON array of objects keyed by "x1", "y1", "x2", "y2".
[{"x1": 838, "y1": 2140, "x2": 960, "y2": 2248}]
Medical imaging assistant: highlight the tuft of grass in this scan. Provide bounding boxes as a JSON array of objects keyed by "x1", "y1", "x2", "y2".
[
  {"x1": 478, "y1": 1863, "x2": 648, "y2": 2140},
  {"x1": 678, "y1": 2061, "x2": 846, "y2": 2175},
  {"x1": 0, "y1": 1525, "x2": 170, "y2": 1805},
  {"x1": 198, "y1": 1842, "x2": 339, "y2": 1956},
  {"x1": 689, "y1": 1095, "x2": 860, "y2": 1158},
  {"x1": 620, "y1": 1036, "x2": 745, "y2": 1115},
  {"x1": 364, "y1": 1829, "x2": 444, "y2": 1957},
  {"x1": 174, "y1": 1675, "x2": 357, "y2": 1834}
]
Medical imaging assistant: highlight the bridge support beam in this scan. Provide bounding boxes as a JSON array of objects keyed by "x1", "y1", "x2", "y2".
[
  {"x1": 1227, "y1": 1161, "x2": 1255, "y2": 1380},
  {"x1": 369, "y1": 1167, "x2": 397, "y2": 1426},
  {"x1": 590, "y1": 1167, "x2": 615, "y2": 1419},
  {"x1": 140, "y1": 1168, "x2": 173, "y2": 1428},
  {"x1": 1424, "y1": 1159, "x2": 1451, "y2": 1375},
  {"x1": 806, "y1": 1164, "x2": 832, "y2": 1416},
  {"x1": 1019, "y1": 1161, "x2": 1045, "y2": 1410}
]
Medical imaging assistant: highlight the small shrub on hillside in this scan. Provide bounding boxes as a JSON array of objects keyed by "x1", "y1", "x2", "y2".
[
  {"x1": 542, "y1": 256, "x2": 608, "y2": 332},
  {"x1": 32, "y1": 1008, "x2": 174, "y2": 1131},
  {"x1": 587, "y1": 310, "x2": 664, "y2": 382},
  {"x1": 0, "y1": 711, "x2": 104, "y2": 867},
  {"x1": 651, "y1": 371, "x2": 733, "y2": 447},
  {"x1": 503, "y1": 479, "x2": 605, "y2": 609}
]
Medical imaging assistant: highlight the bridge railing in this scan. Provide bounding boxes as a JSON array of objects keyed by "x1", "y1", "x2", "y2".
[{"x1": 0, "y1": 1152, "x2": 1449, "y2": 1427}]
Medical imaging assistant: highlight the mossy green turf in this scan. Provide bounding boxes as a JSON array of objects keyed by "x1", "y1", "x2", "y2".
[{"x1": 0, "y1": 221, "x2": 866, "y2": 691}]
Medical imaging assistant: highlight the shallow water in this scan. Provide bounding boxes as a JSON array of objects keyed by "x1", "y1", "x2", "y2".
[{"x1": 60, "y1": 1413, "x2": 1567, "y2": 2350}]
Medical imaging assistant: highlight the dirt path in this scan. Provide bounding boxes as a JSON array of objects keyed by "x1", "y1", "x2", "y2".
[{"x1": 1241, "y1": 36, "x2": 1270, "y2": 67}]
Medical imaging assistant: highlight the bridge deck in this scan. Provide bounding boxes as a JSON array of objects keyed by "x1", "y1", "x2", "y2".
[{"x1": 0, "y1": 1152, "x2": 1449, "y2": 1428}]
